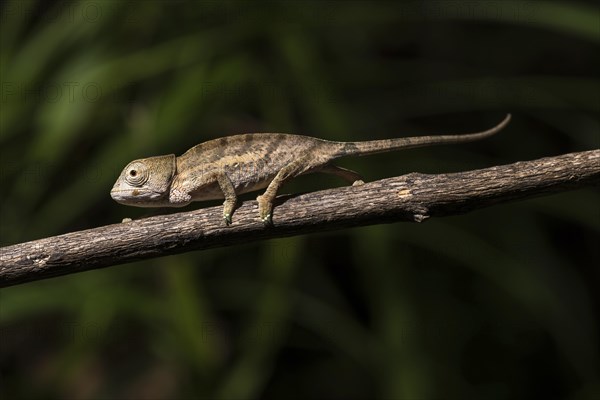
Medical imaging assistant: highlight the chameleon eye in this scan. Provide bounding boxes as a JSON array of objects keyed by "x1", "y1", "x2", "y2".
[{"x1": 125, "y1": 162, "x2": 149, "y2": 186}]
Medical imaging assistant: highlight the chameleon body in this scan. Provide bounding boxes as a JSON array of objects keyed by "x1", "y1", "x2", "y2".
[{"x1": 111, "y1": 114, "x2": 511, "y2": 224}]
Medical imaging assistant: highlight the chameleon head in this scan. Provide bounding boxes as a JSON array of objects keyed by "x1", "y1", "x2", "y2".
[{"x1": 111, "y1": 154, "x2": 177, "y2": 207}]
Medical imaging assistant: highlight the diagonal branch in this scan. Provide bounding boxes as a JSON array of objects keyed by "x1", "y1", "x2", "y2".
[{"x1": 1, "y1": 150, "x2": 598, "y2": 288}]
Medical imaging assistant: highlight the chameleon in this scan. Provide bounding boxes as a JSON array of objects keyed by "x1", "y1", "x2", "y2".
[{"x1": 111, "y1": 114, "x2": 511, "y2": 225}]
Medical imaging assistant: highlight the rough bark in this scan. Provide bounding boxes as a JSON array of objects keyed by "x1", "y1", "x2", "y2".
[{"x1": 1, "y1": 150, "x2": 598, "y2": 288}]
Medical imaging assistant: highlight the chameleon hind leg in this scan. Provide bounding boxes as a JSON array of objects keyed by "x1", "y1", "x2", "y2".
[
  {"x1": 318, "y1": 164, "x2": 365, "y2": 186},
  {"x1": 257, "y1": 160, "x2": 306, "y2": 224}
]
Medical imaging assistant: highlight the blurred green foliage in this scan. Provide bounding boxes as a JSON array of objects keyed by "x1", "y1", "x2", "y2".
[{"x1": 1, "y1": 1, "x2": 599, "y2": 399}]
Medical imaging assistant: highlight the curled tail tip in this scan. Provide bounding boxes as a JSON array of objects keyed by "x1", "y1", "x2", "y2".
[{"x1": 488, "y1": 113, "x2": 512, "y2": 135}]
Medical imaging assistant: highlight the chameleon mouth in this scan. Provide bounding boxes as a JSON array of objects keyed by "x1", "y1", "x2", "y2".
[{"x1": 110, "y1": 188, "x2": 164, "y2": 203}]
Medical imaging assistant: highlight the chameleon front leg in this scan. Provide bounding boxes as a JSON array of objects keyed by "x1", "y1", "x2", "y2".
[
  {"x1": 317, "y1": 164, "x2": 365, "y2": 186},
  {"x1": 214, "y1": 172, "x2": 238, "y2": 225},
  {"x1": 257, "y1": 160, "x2": 305, "y2": 224}
]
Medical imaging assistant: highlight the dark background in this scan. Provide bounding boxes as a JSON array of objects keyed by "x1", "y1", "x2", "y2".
[{"x1": 1, "y1": 1, "x2": 599, "y2": 399}]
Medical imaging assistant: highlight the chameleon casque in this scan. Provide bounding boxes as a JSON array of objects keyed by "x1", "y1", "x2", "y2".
[{"x1": 111, "y1": 114, "x2": 511, "y2": 225}]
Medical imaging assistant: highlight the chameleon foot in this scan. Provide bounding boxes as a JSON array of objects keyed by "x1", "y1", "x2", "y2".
[
  {"x1": 352, "y1": 180, "x2": 365, "y2": 186},
  {"x1": 222, "y1": 197, "x2": 236, "y2": 226},
  {"x1": 261, "y1": 214, "x2": 273, "y2": 226},
  {"x1": 257, "y1": 195, "x2": 274, "y2": 225}
]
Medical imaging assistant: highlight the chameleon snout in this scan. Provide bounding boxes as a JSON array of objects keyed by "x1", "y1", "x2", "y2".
[
  {"x1": 110, "y1": 185, "x2": 161, "y2": 206},
  {"x1": 110, "y1": 182, "x2": 146, "y2": 203}
]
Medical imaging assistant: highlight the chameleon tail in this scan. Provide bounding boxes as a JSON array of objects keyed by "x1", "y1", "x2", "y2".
[{"x1": 336, "y1": 114, "x2": 511, "y2": 158}]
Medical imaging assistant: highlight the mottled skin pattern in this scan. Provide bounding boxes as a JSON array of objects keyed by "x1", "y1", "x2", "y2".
[{"x1": 111, "y1": 114, "x2": 511, "y2": 224}]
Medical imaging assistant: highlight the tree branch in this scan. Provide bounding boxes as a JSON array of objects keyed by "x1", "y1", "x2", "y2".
[{"x1": 1, "y1": 150, "x2": 598, "y2": 288}]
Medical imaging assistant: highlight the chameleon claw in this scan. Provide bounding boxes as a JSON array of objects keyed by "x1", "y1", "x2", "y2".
[
  {"x1": 261, "y1": 214, "x2": 273, "y2": 226},
  {"x1": 224, "y1": 214, "x2": 232, "y2": 225}
]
